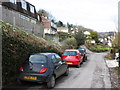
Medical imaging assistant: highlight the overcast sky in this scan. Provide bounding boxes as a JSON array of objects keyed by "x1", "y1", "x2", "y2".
[{"x1": 26, "y1": 0, "x2": 119, "y2": 32}]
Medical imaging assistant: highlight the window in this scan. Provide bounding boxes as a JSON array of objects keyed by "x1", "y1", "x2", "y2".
[
  {"x1": 21, "y1": 0, "x2": 27, "y2": 10},
  {"x1": 25, "y1": 16, "x2": 30, "y2": 21},
  {"x1": 51, "y1": 55, "x2": 56, "y2": 63},
  {"x1": 20, "y1": 14, "x2": 26, "y2": 19},
  {"x1": 63, "y1": 51, "x2": 77, "y2": 56},
  {"x1": 31, "y1": 19, "x2": 36, "y2": 24},
  {"x1": 79, "y1": 49, "x2": 85, "y2": 54},
  {"x1": 10, "y1": 0, "x2": 16, "y2": 4},
  {"x1": 30, "y1": 5, "x2": 34, "y2": 13},
  {"x1": 55, "y1": 54, "x2": 62, "y2": 62},
  {"x1": 20, "y1": 14, "x2": 30, "y2": 21},
  {"x1": 29, "y1": 55, "x2": 47, "y2": 63}
]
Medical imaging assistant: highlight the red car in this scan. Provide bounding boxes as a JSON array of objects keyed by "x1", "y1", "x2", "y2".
[{"x1": 62, "y1": 49, "x2": 84, "y2": 68}]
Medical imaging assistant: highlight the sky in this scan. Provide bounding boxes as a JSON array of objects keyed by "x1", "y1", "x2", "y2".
[{"x1": 26, "y1": 0, "x2": 119, "y2": 32}]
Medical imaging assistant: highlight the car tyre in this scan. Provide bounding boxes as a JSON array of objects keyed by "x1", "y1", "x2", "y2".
[
  {"x1": 83, "y1": 56, "x2": 86, "y2": 62},
  {"x1": 86, "y1": 56, "x2": 87, "y2": 61},
  {"x1": 76, "y1": 64, "x2": 80, "y2": 68},
  {"x1": 84, "y1": 56, "x2": 87, "y2": 62},
  {"x1": 64, "y1": 67, "x2": 69, "y2": 76},
  {"x1": 47, "y1": 75, "x2": 55, "y2": 88}
]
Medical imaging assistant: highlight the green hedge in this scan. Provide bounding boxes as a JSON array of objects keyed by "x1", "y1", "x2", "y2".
[
  {"x1": 86, "y1": 44, "x2": 111, "y2": 53},
  {"x1": 1, "y1": 21, "x2": 63, "y2": 87},
  {"x1": 58, "y1": 32, "x2": 71, "y2": 42}
]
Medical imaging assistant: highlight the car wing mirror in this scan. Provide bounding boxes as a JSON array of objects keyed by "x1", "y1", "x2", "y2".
[{"x1": 58, "y1": 61, "x2": 63, "y2": 64}]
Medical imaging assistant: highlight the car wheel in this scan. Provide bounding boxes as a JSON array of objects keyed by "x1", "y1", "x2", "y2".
[
  {"x1": 76, "y1": 64, "x2": 80, "y2": 68},
  {"x1": 84, "y1": 56, "x2": 87, "y2": 62},
  {"x1": 47, "y1": 75, "x2": 55, "y2": 88},
  {"x1": 86, "y1": 56, "x2": 87, "y2": 61},
  {"x1": 83, "y1": 56, "x2": 86, "y2": 62},
  {"x1": 64, "y1": 68, "x2": 69, "y2": 76}
]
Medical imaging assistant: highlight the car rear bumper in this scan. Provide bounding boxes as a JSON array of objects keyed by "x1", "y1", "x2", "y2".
[{"x1": 17, "y1": 73, "x2": 50, "y2": 83}]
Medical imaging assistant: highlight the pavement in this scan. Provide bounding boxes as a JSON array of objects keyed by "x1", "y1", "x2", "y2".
[{"x1": 106, "y1": 59, "x2": 119, "y2": 68}]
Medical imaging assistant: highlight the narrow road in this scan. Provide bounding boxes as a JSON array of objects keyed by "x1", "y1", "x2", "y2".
[
  {"x1": 7, "y1": 51, "x2": 111, "y2": 89},
  {"x1": 55, "y1": 52, "x2": 111, "y2": 88}
]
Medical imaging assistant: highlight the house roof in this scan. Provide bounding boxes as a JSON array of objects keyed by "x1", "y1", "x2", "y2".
[{"x1": 41, "y1": 16, "x2": 51, "y2": 29}]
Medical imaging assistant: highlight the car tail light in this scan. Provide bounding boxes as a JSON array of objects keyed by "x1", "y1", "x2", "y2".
[
  {"x1": 40, "y1": 68, "x2": 48, "y2": 73},
  {"x1": 19, "y1": 66, "x2": 24, "y2": 71}
]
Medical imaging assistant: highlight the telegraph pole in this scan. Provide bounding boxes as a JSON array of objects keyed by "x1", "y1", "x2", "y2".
[{"x1": 118, "y1": 2, "x2": 120, "y2": 67}]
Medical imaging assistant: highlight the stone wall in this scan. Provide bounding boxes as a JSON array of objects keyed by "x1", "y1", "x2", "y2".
[
  {"x1": 1, "y1": 5, "x2": 44, "y2": 37},
  {"x1": 45, "y1": 34, "x2": 59, "y2": 42}
]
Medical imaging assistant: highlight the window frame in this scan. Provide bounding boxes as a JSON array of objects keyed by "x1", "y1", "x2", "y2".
[
  {"x1": 10, "y1": 0, "x2": 17, "y2": 4},
  {"x1": 51, "y1": 55, "x2": 57, "y2": 63},
  {"x1": 30, "y1": 4, "x2": 35, "y2": 13},
  {"x1": 29, "y1": 55, "x2": 47, "y2": 63},
  {"x1": 55, "y1": 54, "x2": 62, "y2": 62},
  {"x1": 63, "y1": 51, "x2": 77, "y2": 56},
  {"x1": 21, "y1": 0, "x2": 27, "y2": 10}
]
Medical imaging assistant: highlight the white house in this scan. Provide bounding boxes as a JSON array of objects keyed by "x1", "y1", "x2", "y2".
[{"x1": 57, "y1": 27, "x2": 69, "y2": 33}]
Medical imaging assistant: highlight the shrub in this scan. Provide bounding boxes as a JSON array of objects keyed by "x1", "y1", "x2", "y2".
[
  {"x1": 62, "y1": 37, "x2": 77, "y2": 49},
  {"x1": 1, "y1": 21, "x2": 63, "y2": 87},
  {"x1": 58, "y1": 32, "x2": 71, "y2": 42},
  {"x1": 74, "y1": 31, "x2": 86, "y2": 46}
]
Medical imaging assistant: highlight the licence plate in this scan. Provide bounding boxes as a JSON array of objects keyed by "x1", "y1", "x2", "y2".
[
  {"x1": 67, "y1": 62, "x2": 72, "y2": 64},
  {"x1": 24, "y1": 76, "x2": 37, "y2": 80}
]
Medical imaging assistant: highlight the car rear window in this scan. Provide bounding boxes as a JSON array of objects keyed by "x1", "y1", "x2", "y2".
[
  {"x1": 29, "y1": 55, "x2": 47, "y2": 63},
  {"x1": 79, "y1": 49, "x2": 84, "y2": 53},
  {"x1": 63, "y1": 51, "x2": 77, "y2": 56}
]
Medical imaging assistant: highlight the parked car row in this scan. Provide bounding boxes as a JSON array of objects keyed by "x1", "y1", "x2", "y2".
[{"x1": 17, "y1": 47, "x2": 87, "y2": 88}]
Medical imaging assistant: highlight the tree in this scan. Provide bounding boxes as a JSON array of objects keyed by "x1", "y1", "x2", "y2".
[
  {"x1": 67, "y1": 23, "x2": 73, "y2": 34},
  {"x1": 57, "y1": 21, "x2": 64, "y2": 27},
  {"x1": 63, "y1": 37, "x2": 77, "y2": 49},
  {"x1": 58, "y1": 32, "x2": 71, "y2": 42},
  {"x1": 90, "y1": 31, "x2": 99, "y2": 43},
  {"x1": 74, "y1": 31, "x2": 86, "y2": 46},
  {"x1": 38, "y1": 9, "x2": 49, "y2": 17},
  {"x1": 38, "y1": 9, "x2": 56, "y2": 21}
]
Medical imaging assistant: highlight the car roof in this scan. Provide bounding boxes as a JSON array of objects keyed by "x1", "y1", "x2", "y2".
[
  {"x1": 79, "y1": 47, "x2": 86, "y2": 49},
  {"x1": 31, "y1": 53, "x2": 56, "y2": 56},
  {"x1": 65, "y1": 49, "x2": 79, "y2": 52}
]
